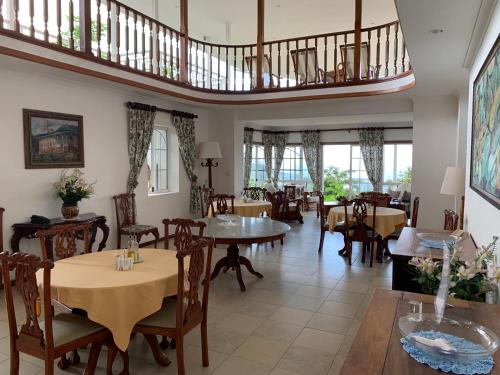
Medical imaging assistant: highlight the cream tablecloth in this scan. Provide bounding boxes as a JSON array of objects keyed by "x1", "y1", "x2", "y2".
[
  {"x1": 36, "y1": 249, "x2": 181, "y2": 351},
  {"x1": 328, "y1": 206, "x2": 407, "y2": 239},
  {"x1": 209, "y1": 199, "x2": 272, "y2": 218}
]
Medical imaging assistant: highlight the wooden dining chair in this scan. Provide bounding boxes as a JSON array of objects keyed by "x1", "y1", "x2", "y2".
[
  {"x1": 387, "y1": 197, "x2": 420, "y2": 243},
  {"x1": 209, "y1": 194, "x2": 235, "y2": 215},
  {"x1": 199, "y1": 187, "x2": 214, "y2": 218},
  {"x1": 343, "y1": 198, "x2": 380, "y2": 267},
  {"x1": 112, "y1": 192, "x2": 160, "y2": 248},
  {"x1": 163, "y1": 218, "x2": 207, "y2": 251},
  {"x1": 0, "y1": 207, "x2": 4, "y2": 252},
  {"x1": 132, "y1": 237, "x2": 214, "y2": 375},
  {"x1": 359, "y1": 192, "x2": 392, "y2": 207},
  {"x1": 0, "y1": 252, "x2": 110, "y2": 375},
  {"x1": 318, "y1": 194, "x2": 347, "y2": 253},
  {"x1": 36, "y1": 223, "x2": 90, "y2": 261},
  {"x1": 243, "y1": 187, "x2": 266, "y2": 201},
  {"x1": 303, "y1": 190, "x2": 322, "y2": 217},
  {"x1": 444, "y1": 209, "x2": 459, "y2": 231}
]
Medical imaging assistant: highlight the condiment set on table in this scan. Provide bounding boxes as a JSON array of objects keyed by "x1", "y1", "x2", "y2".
[{"x1": 114, "y1": 234, "x2": 143, "y2": 271}]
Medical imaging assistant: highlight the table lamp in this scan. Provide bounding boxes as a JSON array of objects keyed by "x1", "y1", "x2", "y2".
[
  {"x1": 199, "y1": 141, "x2": 222, "y2": 189},
  {"x1": 440, "y1": 166, "x2": 465, "y2": 229}
]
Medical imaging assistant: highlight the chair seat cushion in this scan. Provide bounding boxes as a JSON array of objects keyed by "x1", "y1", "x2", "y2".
[
  {"x1": 41, "y1": 313, "x2": 104, "y2": 347},
  {"x1": 333, "y1": 221, "x2": 346, "y2": 232},
  {"x1": 348, "y1": 229, "x2": 379, "y2": 238},
  {"x1": 122, "y1": 224, "x2": 157, "y2": 233},
  {"x1": 137, "y1": 299, "x2": 180, "y2": 329}
]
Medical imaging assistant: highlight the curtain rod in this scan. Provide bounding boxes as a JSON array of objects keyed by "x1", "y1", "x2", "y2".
[
  {"x1": 126, "y1": 102, "x2": 198, "y2": 118},
  {"x1": 245, "y1": 126, "x2": 412, "y2": 134}
]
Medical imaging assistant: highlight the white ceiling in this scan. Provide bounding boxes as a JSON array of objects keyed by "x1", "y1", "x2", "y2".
[{"x1": 120, "y1": 0, "x2": 398, "y2": 44}]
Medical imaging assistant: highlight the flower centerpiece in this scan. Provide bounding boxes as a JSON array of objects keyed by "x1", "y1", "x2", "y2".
[
  {"x1": 54, "y1": 169, "x2": 96, "y2": 219},
  {"x1": 409, "y1": 238, "x2": 498, "y2": 302}
]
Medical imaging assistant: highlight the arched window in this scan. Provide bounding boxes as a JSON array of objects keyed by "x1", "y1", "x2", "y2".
[{"x1": 146, "y1": 126, "x2": 168, "y2": 193}]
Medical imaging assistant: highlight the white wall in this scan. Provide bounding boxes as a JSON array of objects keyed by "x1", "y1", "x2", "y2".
[
  {"x1": 412, "y1": 95, "x2": 459, "y2": 230},
  {"x1": 464, "y1": 2, "x2": 500, "y2": 249},
  {"x1": 0, "y1": 56, "x2": 217, "y2": 252}
]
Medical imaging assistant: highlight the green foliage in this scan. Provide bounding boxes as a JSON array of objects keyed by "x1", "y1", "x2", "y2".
[
  {"x1": 61, "y1": 16, "x2": 107, "y2": 47},
  {"x1": 323, "y1": 166, "x2": 349, "y2": 201},
  {"x1": 397, "y1": 166, "x2": 412, "y2": 184}
]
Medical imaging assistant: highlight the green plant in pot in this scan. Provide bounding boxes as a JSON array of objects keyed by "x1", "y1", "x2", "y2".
[{"x1": 55, "y1": 169, "x2": 96, "y2": 219}]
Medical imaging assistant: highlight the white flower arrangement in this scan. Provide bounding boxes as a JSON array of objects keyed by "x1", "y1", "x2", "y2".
[{"x1": 54, "y1": 169, "x2": 96, "y2": 205}]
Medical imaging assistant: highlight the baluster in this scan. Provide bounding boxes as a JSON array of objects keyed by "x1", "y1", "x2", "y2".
[
  {"x1": 134, "y1": 13, "x2": 137, "y2": 68},
  {"x1": 202, "y1": 43, "x2": 206, "y2": 88},
  {"x1": 116, "y1": 4, "x2": 121, "y2": 63},
  {"x1": 393, "y1": 24, "x2": 398, "y2": 75},
  {"x1": 29, "y1": 0, "x2": 34, "y2": 37},
  {"x1": 96, "y1": 0, "x2": 101, "y2": 58},
  {"x1": 268, "y1": 43, "x2": 273, "y2": 88},
  {"x1": 163, "y1": 26, "x2": 167, "y2": 77},
  {"x1": 250, "y1": 45, "x2": 253, "y2": 89},
  {"x1": 314, "y1": 37, "x2": 318, "y2": 83},
  {"x1": 225, "y1": 46, "x2": 229, "y2": 90},
  {"x1": 141, "y1": 16, "x2": 145, "y2": 71},
  {"x1": 69, "y1": 1, "x2": 74, "y2": 49},
  {"x1": 402, "y1": 40, "x2": 406, "y2": 72},
  {"x1": 169, "y1": 29, "x2": 174, "y2": 78},
  {"x1": 156, "y1": 23, "x2": 160, "y2": 75},
  {"x1": 176, "y1": 31, "x2": 180, "y2": 79},
  {"x1": 305, "y1": 38, "x2": 309, "y2": 84},
  {"x1": 0, "y1": 0, "x2": 3, "y2": 29},
  {"x1": 294, "y1": 39, "x2": 299, "y2": 84},
  {"x1": 323, "y1": 36, "x2": 327, "y2": 84},
  {"x1": 106, "y1": 0, "x2": 111, "y2": 61},
  {"x1": 277, "y1": 42, "x2": 281, "y2": 88},
  {"x1": 233, "y1": 46, "x2": 237, "y2": 91},
  {"x1": 13, "y1": 0, "x2": 19, "y2": 32},
  {"x1": 385, "y1": 25, "x2": 390, "y2": 77},
  {"x1": 125, "y1": 8, "x2": 129, "y2": 66},
  {"x1": 286, "y1": 40, "x2": 290, "y2": 87},
  {"x1": 343, "y1": 33, "x2": 347, "y2": 82},
  {"x1": 242, "y1": 46, "x2": 245, "y2": 90},
  {"x1": 333, "y1": 34, "x2": 337, "y2": 83},
  {"x1": 43, "y1": 0, "x2": 49, "y2": 41},
  {"x1": 209, "y1": 44, "x2": 213, "y2": 89},
  {"x1": 149, "y1": 21, "x2": 153, "y2": 73},
  {"x1": 367, "y1": 30, "x2": 371, "y2": 78},
  {"x1": 376, "y1": 27, "x2": 381, "y2": 76},
  {"x1": 217, "y1": 46, "x2": 220, "y2": 90}
]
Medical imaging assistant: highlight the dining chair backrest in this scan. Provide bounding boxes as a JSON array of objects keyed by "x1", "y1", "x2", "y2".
[
  {"x1": 268, "y1": 191, "x2": 287, "y2": 221},
  {"x1": 163, "y1": 218, "x2": 206, "y2": 251},
  {"x1": 113, "y1": 192, "x2": 137, "y2": 229},
  {"x1": 175, "y1": 238, "x2": 214, "y2": 333},
  {"x1": 0, "y1": 252, "x2": 55, "y2": 358},
  {"x1": 0, "y1": 207, "x2": 4, "y2": 252},
  {"x1": 283, "y1": 185, "x2": 297, "y2": 200},
  {"x1": 243, "y1": 187, "x2": 266, "y2": 201},
  {"x1": 318, "y1": 192, "x2": 327, "y2": 227},
  {"x1": 198, "y1": 187, "x2": 214, "y2": 218},
  {"x1": 36, "y1": 223, "x2": 90, "y2": 261},
  {"x1": 443, "y1": 209, "x2": 459, "y2": 231},
  {"x1": 359, "y1": 192, "x2": 391, "y2": 207},
  {"x1": 344, "y1": 198, "x2": 378, "y2": 243},
  {"x1": 209, "y1": 194, "x2": 235, "y2": 215},
  {"x1": 411, "y1": 197, "x2": 420, "y2": 228}
]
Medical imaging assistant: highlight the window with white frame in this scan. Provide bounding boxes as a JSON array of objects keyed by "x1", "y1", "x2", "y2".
[{"x1": 146, "y1": 126, "x2": 168, "y2": 193}]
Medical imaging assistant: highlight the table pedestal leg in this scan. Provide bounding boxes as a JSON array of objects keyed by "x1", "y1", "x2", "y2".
[{"x1": 210, "y1": 244, "x2": 263, "y2": 291}]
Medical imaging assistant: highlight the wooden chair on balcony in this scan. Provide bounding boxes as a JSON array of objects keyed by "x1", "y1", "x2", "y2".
[
  {"x1": 209, "y1": 194, "x2": 235, "y2": 215},
  {"x1": 0, "y1": 252, "x2": 110, "y2": 375},
  {"x1": 112, "y1": 192, "x2": 160, "y2": 248},
  {"x1": 131, "y1": 238, "x2": 214, "y2": 375},
  {"x1": 244, "y1": 55, "x2": 276, "y2": 89},
  {"x1": 338, "y1": 42, "x2": 380, "y2": 81},
  {"x1": 243, "y1": 187, "x2": 266, "y2": 201},
  {"x1": 199, "y1": 187, "x2": 215, "y2": 218},
  {"x1": 0, "y1": 207, "x2": 4, "y2": 252},
  {"x1": 444, "y1": 209, "x2": 459, "y2": 231}
]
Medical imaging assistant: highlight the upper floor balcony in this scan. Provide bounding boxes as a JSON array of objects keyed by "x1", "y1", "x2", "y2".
[{"x1": 0, "y1": 0, "x2": 414, "y2": 102}]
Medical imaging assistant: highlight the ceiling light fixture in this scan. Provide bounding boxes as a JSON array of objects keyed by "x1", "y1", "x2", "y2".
[{"x1": 429, "y1": 29, "x2": 444, "y2": 34}]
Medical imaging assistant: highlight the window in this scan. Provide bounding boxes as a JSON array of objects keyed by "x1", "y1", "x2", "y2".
[
  {"x1": 383, "y1": 143, "x2": 413, "y2": 191},
  {"x1": 147, "y1": 126, "x2": 168, "y2": 193},
  {"x1": 248, "y1": 145, "x2": 267, "y2": 186}
]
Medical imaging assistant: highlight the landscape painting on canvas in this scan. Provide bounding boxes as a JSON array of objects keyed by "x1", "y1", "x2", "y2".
[
  {"x1": 23, "y1": 109, "x2": 84, "y2": 169},
  {"x1": 471, "y1": 37, "x2": 500, "y2": 209}
]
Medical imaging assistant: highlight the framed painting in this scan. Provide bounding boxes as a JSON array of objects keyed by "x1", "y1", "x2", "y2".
[
  {"x1": 471, "y1": 36, "x2": 500, "y2": 209},
  {"x1": 23, "y1": 109, "x2": 84, "y2": 169}
]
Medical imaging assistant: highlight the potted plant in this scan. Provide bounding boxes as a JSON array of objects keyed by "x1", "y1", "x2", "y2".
[
  {"x1": 54, "y1": 169, "x2": 96, "y2": 219},
  {"x1": 409, "y1": 238, "x2": 498, "y2": 302}
]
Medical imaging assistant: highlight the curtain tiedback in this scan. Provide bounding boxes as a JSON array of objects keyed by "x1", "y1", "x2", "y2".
[
  {"x1": 127, "y1": 104, "x2": 156, "y2": 193},
  {"x1": 359, "y1": 129, "x2": 384, "y2": 192},
  {"x1": 243, "y1": 128, "x2": 254, "y2": 188},
  {"x1": 172, "y1": 112, "x2": 199, "y2": 213},
  {"x1": 262, "y1": 132, "x2": 274, "y2": 182},
  {"x1": 301, "y1": 131, "x2": 322, "y2": 191},
  {"x1": 272, "y1": 132, "x2": 289, "y2": 187}
]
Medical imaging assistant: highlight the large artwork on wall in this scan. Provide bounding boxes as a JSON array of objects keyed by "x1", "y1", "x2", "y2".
[
  {"x1": 23, "y1": 109, "x2": 84, "y2": 169},
  {"x1": 471, "y1": 36, "x2": 500, "y2": 209}
]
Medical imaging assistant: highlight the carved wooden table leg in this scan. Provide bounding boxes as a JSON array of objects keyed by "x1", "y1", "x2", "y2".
[
  {"x1": 96, "y1": 217, "x2": 110, "y2": 251},
  {"x1": 144, "y1": 334, "x2": 171, "y2": 366}
]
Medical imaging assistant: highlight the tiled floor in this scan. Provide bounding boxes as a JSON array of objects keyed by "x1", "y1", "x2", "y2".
[{"x1": 0, "y1": 211, "x2": 394, "y2": 374}]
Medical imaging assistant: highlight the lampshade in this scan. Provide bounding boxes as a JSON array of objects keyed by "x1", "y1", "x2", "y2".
[
  {"x1": 440, "y1": 166, "x2": 465, "y2": 196},
  {"x1": 198, "y1": 141, "x2": 222, "y2": 159}
]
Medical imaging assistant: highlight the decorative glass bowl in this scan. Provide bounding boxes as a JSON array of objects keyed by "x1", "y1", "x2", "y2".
[
  {"x1": 399, "y1": 313, "x2": 499, "y2": 363},
  {"x1": 416, "y1": 233, "x2": 464, "y2": 249}
]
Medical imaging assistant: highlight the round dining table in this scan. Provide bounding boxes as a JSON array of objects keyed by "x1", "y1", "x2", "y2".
[
  {"x1": 208, "y1": 199, "x2": 272, "y2": 218},
  {"x1": 200, "y1": 216, "x2": 290, "y2": 291},
  {"x1": 36, "y1": 249, "x2": 181, "y2": 351}
]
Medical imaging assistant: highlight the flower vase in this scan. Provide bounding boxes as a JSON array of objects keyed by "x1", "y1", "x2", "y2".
[{"x1": 61, "y1": 203, "x2": 79, "y2": 219}]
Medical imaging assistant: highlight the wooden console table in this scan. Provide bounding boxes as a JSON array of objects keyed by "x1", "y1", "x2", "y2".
[
  {"x1": 391, "y1": 227, "x2": 476, "y2": 292},
  {"x1": 341, "y1": 289, "x2": 500, "y2": 374},
  {"x1": 11, "y1": 212, "x2": 110, "y2": 258}
]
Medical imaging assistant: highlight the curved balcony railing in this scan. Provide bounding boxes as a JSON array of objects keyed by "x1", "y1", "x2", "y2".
[{"x1": 0, "y1": 0, "x2": 412, "y2": 94}]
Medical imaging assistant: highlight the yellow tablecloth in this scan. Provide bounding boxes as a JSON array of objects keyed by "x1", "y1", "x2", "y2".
[
  {"x1": 327, "y1": 206, "x2": 407, "y2": 239},
  {"x1": 36, "y1": 249, "x2": 180, "y2": 351},
  {"x1": 209, "y1": 199, "x2": 272, "y2": 218}
]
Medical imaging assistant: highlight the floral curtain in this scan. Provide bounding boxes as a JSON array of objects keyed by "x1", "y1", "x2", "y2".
[
  {"x1": 262, "y1": 132, "x2": 274, "y2": 181},
  {"x1": 243, "y1": 128, "x2": 254, "y2": 188},
  {"x1": 301, "y1": 130, "x2": 322, "y2": 191},
  {"x1": 272, "y1": 132, "x2": 289, "y2": 186},
  {"x1": 172, "y1": 111, "x2": 199, "y2": 213},
  {"x1": 359, "y1": 129, "x2": 384, "y2": 192},
  {"x1": 126, "y1": 102, "x2": 156, "y2": 193}
]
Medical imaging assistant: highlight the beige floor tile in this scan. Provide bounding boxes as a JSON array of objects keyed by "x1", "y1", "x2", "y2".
[
  {"x1": 318, "y1": 301, "x2": 359, "y2": 318},
  {"x1": 292, "y1": 328, "x2": 344, "y2": 354},
  {"x1": 334, "y1": 281, "x2": 370, "y2": 294},
  {"x1": 338, "y1": 335, "x2": 355, "y2": 356},
  {"x1": 306, "y1": 313, "x2": 352, "y2": 335},
  {"x1": 270, "y1": 307, "x2": 314, "y2": 326},
  {"x1": 212, "y1": 357, "x2": 272, "y2": 375},
  {"x1": 232, "y1": 300, "x2": 281, "y2": 319},
  {"x1": 283, "y1": 294, "x2": 324, "y2": 312},
  {"x1": 233, "y1": 336, "x2": 290, "y2": 366},
  {"x1": 304, "y1": 275, "x2": 340, "y2": 288},
  {"x1": 246, "y1": 289, "x2": 293, "y2": 305},
  {"x1": 215, "y1": 313, "x2": 264, "y2": 335},
  {"x1": 0, "y1": 358, "x2": 42, "y2": 375},
  {"x1": 253, "y1": 320, "x2": 303, "y2": 343},
  {"x1": 328, "y1": 354, "x2": 347, "y2": 375},
  {"x1": 203, "y1": 327, "x2": 248, "y2": 354},
  {"x1": 277, "y1": 345, "x2": 335, "y2": 375},
  {"x1": 346, "y1": 319, "x2": 362, "y2": 337},
  {"x1": 270, "y1": 368, "x2": 303, "y2": 375},
  {"x1": 295, "y1": 285, "x2": 332, "y2": 300},
  {"x1": 326, "y1": 290, "x2": 365, "y2": 306}
]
